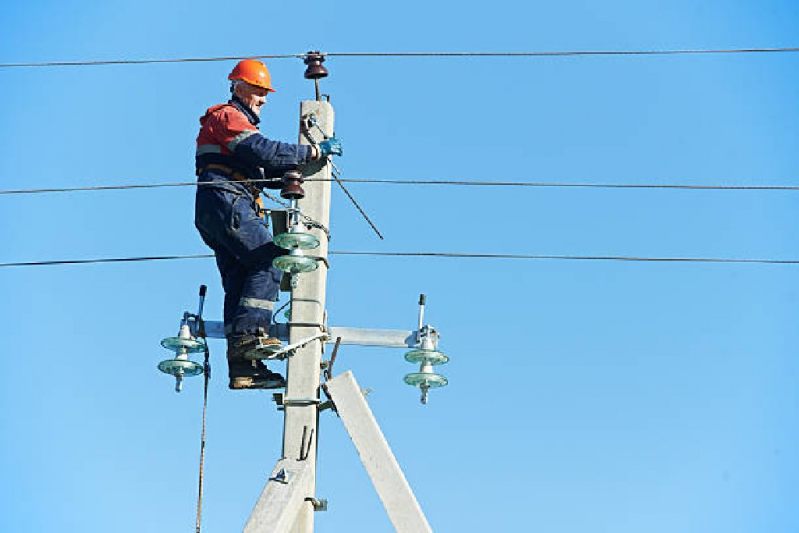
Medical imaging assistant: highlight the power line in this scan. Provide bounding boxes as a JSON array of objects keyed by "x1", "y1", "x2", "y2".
[
  {"x1": 1, "y1": 178, "x2": 798, "y2": 197},
  {"x1": 332, "y1": 251, "x2": 799, "y2": 264},
  {"x1": 0, "y1": 54, "x2": 302, "y2": 68},
  {"x1": 0, "y1": 181, "x2": 200, "y2": 195},
  {"x1": 2, "y1": 251, "x2": 797, "y2": 268},
  {"x1": 2, "y1": 47, "x2": 798, "y2": 69},
  {"x1": 0, "y1": 254, "x2": 214, "y2": 267},
  {"x1": 327, "y1": 48, "x2": 799, "y2": 58},
  {"x1": 316, "y1": 178, "x2": 799, "y2": 191}
]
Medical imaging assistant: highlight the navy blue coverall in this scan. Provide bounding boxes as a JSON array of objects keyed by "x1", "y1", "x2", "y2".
[{"x1": 194, "y1": 96, "x2": 314, "y2": 338}]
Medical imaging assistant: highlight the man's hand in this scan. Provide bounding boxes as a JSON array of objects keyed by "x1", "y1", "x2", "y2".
[{"x1": 318, "y1": 137, "x2": 343, "y2": 157}]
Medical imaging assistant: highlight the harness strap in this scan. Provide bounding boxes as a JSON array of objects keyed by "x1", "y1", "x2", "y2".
[{"x1": 198, "y1": 164, "x2": 265, "y2": 211}]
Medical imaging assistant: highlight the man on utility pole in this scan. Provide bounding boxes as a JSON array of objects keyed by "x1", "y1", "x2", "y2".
[{"x1": 193, "y1": 59, "x2": 342, "y2": 390}]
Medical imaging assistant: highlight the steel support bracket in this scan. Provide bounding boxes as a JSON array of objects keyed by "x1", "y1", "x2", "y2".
[{"x1": 306, "y1": 497, "x2": 328, "y2": 512}]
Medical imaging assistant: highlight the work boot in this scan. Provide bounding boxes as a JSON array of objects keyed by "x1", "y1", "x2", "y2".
[
  {"x1": 228, "y1": 359, "x2": 286, "y2": 390},
  {"x1": 228, "y1": 328, "x2": 282, "y2": 360},
  {"x1": 227, "y1": 329, "x2": 285, "y2": 390}
]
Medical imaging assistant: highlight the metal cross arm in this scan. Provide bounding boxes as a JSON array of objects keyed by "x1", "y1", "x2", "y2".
[{"x1": 196, "y1": 321, "x2": 431, "y2": 349}]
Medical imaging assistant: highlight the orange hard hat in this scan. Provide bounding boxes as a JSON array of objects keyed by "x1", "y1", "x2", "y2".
[{"x1": 228, "y1": 59, "x2": 275, "y2": 92}]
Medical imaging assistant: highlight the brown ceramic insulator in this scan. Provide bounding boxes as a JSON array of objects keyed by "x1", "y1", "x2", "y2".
[
  {"x1": 304, "y1": 51, "x2": 329, "y2": 79},
  {"x1": 281, "y1": 170, "x2": 306, "y2": 200}
]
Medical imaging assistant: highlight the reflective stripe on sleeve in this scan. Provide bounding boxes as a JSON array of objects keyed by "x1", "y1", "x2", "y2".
[
  {"x1": 227, "y1": 130, "x2": 258, "y2": 151},
  {"x1": 196, "y1": 144, "x2": 223, "y2": 156},
  {"x1": 239, "y1": 297, "x2": 274, "y2": 310}
]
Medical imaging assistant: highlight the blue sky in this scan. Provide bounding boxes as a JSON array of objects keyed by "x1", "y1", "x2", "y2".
[{"x1": 1, "y1": 1, "x2": 798, "y2": 532}]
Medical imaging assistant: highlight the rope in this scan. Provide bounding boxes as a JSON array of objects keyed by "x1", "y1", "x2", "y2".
[{"x1": 195, "y1": 322, "x2": 211, "y2": 533}]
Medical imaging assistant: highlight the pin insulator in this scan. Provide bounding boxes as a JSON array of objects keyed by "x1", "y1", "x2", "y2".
[
  {"x1": 281, "y1": 170, "x2": 305, "y2": 200},
  {"x1": 304, "y1": 52, "x2": 329, "y2": 80}
]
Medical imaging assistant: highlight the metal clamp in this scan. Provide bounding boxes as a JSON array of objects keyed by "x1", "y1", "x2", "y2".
[
  {"x1": 306, "y1": 498, "x2": 328, "y2": 512},
  {"x1": 283, "y1": 398, "x2": 322, "y2": 407},
  {"x1": 286, "y1": 321, "x2": 325, "y2": 329},
  {"x1": 272, "y1": 393, "x2": 322, "y2": 411},
  {"x1": 267, "y1": 331, "x2": 330, "y2": 359}
]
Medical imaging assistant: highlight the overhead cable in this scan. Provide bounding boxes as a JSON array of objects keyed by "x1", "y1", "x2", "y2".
[
  {"x1": 331, "y1": 251, "x2": 799, "y2": 264},
  {"x1": 1, "y1": 178, "x2": 798, "y2": 197},
  {"x1": 0, "y1": 181, "x2": 200, "y2": 195},
  {"x1": 2, "y1": 251, "x2": 797, "y2": 269},
  {"x1": 0, "y1": 54, "x2": 302, "y2": 68},
  {"x1": 313, "y1": 178, "x2": 799, "y2": 191},
  {"x1": 326, "y1": 48, "x2": 799, "y2": 58},
  {"x1": 0, "y1": 254, "x2": 215, "y2": 267},
  {"x1": 2, "y1": 47, "x2": 799, "y2": 69},
  {"x1": 0, "y1": 180, "x2": 328, "y2": 237}
]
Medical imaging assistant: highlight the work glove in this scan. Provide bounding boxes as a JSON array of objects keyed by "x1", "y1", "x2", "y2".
[{"x1": 318, "y1": 137, "x2": 343, "y2": 157}]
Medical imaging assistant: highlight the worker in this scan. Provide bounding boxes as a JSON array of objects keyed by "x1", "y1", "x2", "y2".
[{"x1": 194, "y1": 59, "x2": 341, "y2": 390}]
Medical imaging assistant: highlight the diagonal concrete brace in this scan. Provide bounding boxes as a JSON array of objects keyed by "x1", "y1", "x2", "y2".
[
  {"x1": 244, "y1": 458, "x2": 311, "y2": 533},
  {"x1": 323, "y1": 371, "x2": 433, "y2": 533}
]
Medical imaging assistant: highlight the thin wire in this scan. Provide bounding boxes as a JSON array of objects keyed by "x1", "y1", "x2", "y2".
[
  {"x1": 2, "y1": 251, "x2": 798, "y2": 268},
  {"x1": 331, "y1": 251, "x2": 799, "y2": 264},
  {"x1": 2, "y1": 178, "x2": 798, "y2": 196},
  {"x1": 330, "y1": 166, "x2": 384, "y2": 239},
  {"x1": 303, "y1": 114, "x2": 384, "y2": 239},
  {"x1": 0, "y1": 254, "x2": 215, "y2": 267},
  {"x1": 0, "y1": 54, "x2": 302, "y2": 68},
  {"x1": 310, "y1": 178, "x2": 799, "y2": 191},
  {"x1": 325, "y1": 48, "x2": 799, "y2": 58},
  {"x1": 272, "y1": 300, "x2": 291, "y2": 325},
  {"x1": 0, "y1": 180, "x2": 334, "y2": 238},
  {"x1": 2, "y1": 47, "x2": 799, "y2": 68},
  {"x1": 0, "y1": 181, "x2": 200, "y2": 195}
]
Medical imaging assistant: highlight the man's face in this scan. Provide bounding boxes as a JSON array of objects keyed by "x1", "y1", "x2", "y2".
[{"x1": 236, "y1": 82, "x2": 269, "y2": 115}]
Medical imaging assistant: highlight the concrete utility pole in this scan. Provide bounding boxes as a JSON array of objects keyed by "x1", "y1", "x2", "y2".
[
  {"x1": 283, "y1": 100, "x2": 333, "y2": 533},
  {"x1": 153, "y1": 55, "x2": 446, "y2": 533},
  {"x1": 166, "y1": 88, "x2": 441, "y2": 532}
]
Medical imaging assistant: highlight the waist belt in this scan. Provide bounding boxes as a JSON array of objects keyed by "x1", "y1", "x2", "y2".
[
  {"x1": 198, "y1": 164, "x2": 259, "y2": 195},
  {"x1": 198, "y1": 164, "x2": 265, "y2": 211}
]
